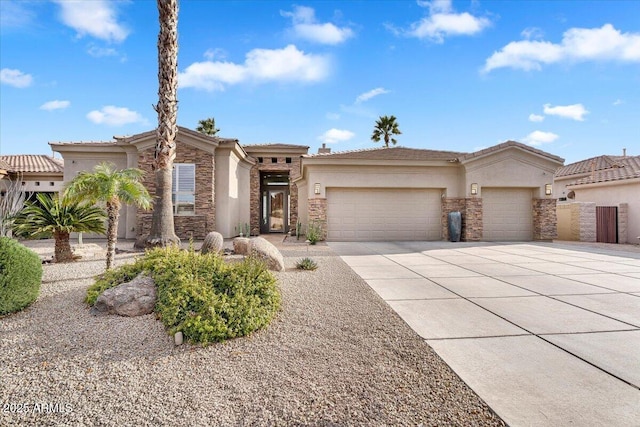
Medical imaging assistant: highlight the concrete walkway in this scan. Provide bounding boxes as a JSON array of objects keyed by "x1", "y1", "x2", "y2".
[{"x1": 329, "y1": 241, "x2": 640, "y2": 427}]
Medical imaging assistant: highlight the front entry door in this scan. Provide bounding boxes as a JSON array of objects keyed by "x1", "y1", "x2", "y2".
[{"x1": 261, "y1": 189, "x2": 289, "y2": 234}]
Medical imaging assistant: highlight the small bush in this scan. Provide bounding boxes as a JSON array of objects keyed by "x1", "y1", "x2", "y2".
[
  {"x1": 296, "y1": 257, "x2": 318, "y2": 271},
  {"x1": 306, "y1": 221, "x2": 323, "y2": 245},
  {"x1": 87, "y1": 247, "x2": 280, "y2": 345},
  {"x1": 0, "y1": 237, "x2": 43, "y2": 315}
]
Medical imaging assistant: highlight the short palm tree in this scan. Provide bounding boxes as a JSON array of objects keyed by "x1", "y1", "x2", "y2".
[
  {"x1": 12, "y1": 193, "x2": 106, "y2": 263},
  {"x1": 371, "y1": 115, "x2": 402, "y2": 148},
  {"x1": 196, "y1": 117, "x2": 220, "y2": 136},
  {"x1": 65, "y1": 163, "x2": 152, "y2": 269}
]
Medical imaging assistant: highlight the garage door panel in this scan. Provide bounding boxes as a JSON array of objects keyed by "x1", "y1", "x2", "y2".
[
  {"x1": 327, "y1": 188, "x2": 441, "y2": 241},
  {"x1": 483, "y1": 188, "x2": 532, "y2": 241}
]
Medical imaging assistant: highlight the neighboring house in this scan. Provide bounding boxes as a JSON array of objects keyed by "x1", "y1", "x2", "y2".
[
  {"x1": 51, "y1": 128, "x2": 563, "y2": 242},
  {"x1": 555, "y1": 154, "x2": 640, "y2": 244},
  {"x1": 0, "y1": 154, "x2": 64, "y2": 197}
]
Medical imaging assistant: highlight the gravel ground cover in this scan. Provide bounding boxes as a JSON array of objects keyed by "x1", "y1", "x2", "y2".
[{"x1": 1, "y1": 239, "x2": 504, "y2": 426}]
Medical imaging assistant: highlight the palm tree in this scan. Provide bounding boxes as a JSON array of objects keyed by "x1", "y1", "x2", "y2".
[
  {"x1": 371, "y1": 115, "x2": 402, "y2": 148},
  {"x1": 12, "y1": 193, "x2": 106, "y2": 263},
  {"x1": 65, "y1": 163, "x2": 152, "y2": 270},
  {"x1": 147, "y1": 0, "x2": 180, "y2": 247},
  {"x1": 196, "y1": 117, "x2": 220, "y2": 136}
]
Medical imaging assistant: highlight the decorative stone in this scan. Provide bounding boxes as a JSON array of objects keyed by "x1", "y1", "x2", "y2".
[
  {"x1": 91, "y1": 274, "x2": 156, "y2": 317},
  {"x1": 201, "y1": 231, "x2": 224, "y2": 255},
  {"x1": 250, "y1": 237, "x2": 285, "y2": 272},
  {"x1": 174, "y1": 331, "x2": 183, "y2": 346},
  {"x1": 233, "y1": 237, "x2": 251, "y2": 255}
]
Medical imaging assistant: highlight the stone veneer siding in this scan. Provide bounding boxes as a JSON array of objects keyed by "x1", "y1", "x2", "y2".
[
  {"x1": 308, "y1": 198, "x2": 327, "y2": 241},
  {"x1": 249, "y1": 156, "x2": 302, "y2": 236},
  {"x1": 137, "y1": 144, "x2": 215, "y2": 240},
  {"x1": 618, "y1": 203, "x2": 628, "y2": 244},
  {"x1": 441, "y1": 197, "x2": 483, "y2": 242},
  {"x1": 533, "y1": 199, "x2": 557, "y2": 240}
]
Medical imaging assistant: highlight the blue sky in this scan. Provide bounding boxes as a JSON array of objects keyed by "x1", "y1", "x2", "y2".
[{"x1": 1, "y1": 0, "x2": 638, "y2": 164}]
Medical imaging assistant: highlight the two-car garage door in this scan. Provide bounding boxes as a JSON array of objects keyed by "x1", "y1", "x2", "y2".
[{"x1": 326, "y1": 188, "x2": 441, "y2": 241}]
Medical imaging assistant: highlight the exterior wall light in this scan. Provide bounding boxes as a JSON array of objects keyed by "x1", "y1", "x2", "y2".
[
  {"x1": 314, "y1": 183, "x2": 321, "y2": 195},
  {"x1": 545, "y1": 184, "x2": 552, "y2": 196},
  {"x1": 470, "y1": 183, "x2": 478, "y2": 195}
]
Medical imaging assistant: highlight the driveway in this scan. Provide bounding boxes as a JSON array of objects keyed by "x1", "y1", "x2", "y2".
[{"x1": 329, "y1": 241, "x2": 640, "y2": 427}]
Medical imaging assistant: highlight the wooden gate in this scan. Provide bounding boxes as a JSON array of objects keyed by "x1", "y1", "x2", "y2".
[{"x1": 596, "y1": 206, "x2": 618, "y2": 243}]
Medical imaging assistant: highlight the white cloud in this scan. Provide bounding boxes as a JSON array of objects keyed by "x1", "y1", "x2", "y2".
[
  {"x1": 54, "y1": 0, "x2": 129, "y2": 43},
  {"x1": 281, "y1": 6, "x2": 354, "y2": 45},
  {"x1": 404, "y1": 0, "x2": 490, "y2": 42},
  {"x1": 40, "y1": 100, "x2": 70, "y2": 111},
  {"x1": 204, "y1": 48, "x2": 227, "y2": 61},
  {"x1": 484, "y1": 24, "x2": 640, "y2": 72},
  {"x1": 543, "y1": 103, "x2": 589, "y2": 121},
  {"x1": 529, "y1": 113, "x2": 544, "y2": 122},
  {"x1": 0, "y1": 68, "x2": 33, "y2": 88},
  {"x1": 355, "y1": 87, "x2": 389, "y2": 104},
  {"x1": 86, "y1": 106, "x2": 145, "y2": 126},
  {"x1": 613, "y1": 99, "x2": 624, "y2": 106},
  {"x1": 0, "y1": 0, "x2": 35, "y2": 28},
  {"x1": 521, "y1": 27, "x2": 544, "y2": 40},
  {"x1": 523, "y1": 130, "x2": 559, "y2": 146},
  {"x1": 179, "y1": 45, "x2": 330, "y2": 91},
  {"x1": 87, "y1": 44, "x2": 118, "y2": 58},
  {"x1": 318, "y1": 128, "x2": 355, "y2": 144}
]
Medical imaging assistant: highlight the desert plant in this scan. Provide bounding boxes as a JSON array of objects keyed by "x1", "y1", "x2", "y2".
[
  {"x1": 296, "y1": 221, "x2": 302, "y2": 240},
  {"x1": 0, "y1": 175, "x2": 27, "y2": 237},
  {"x1": 0, "y1": 237, "x2": 43, "y2": 315},
  {"x1": 65, "y1": 162, "x2": 152, "y2": 270},
  {"x1": 306, "y1": 220, "x2": 323, "y2": 245},
  {"x1": 86, "y1": 247, "x2": 280, "y2": 345},
  {"x1": 296, "y1": 257, "x2": 318, "y2": 271},
  {"x1": 12, "y1": 193, "x2": 106, "y2": 263},
  {"x1": 371, "y1": 115, "x2": 402, "y2": 147}
]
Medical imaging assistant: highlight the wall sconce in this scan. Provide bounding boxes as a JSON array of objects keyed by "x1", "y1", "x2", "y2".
[
  {"x1": 470, "y1": 183, "x2": 478, "y2": 195},
  {"x1": 545, "y1": 184, "x2": 552, "y2": 196},
  {"x1": 314, "y1": 183, "x2": 321, "y2": 195}
]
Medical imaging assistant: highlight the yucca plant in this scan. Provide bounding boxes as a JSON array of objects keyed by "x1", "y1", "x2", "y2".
[{"x1": 12, "y1": 193, "x2": 106, "y2": 263}]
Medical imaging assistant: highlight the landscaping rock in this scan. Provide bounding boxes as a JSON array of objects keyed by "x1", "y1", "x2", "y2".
[
  {"x1": 91, "y1": 274, "x2": 156, "y2": 317},
  {"x1": 233, "y1": 237, "x2": 251, "y2": 255},
  {"x1": 250, "y1": 237, "x2": 285, "y2": 272},
  {"x1": 201, "y1": 231, "x2": 224, "y2": 255}
]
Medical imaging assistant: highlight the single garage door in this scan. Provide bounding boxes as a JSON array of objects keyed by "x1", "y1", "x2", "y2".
[
  {"x1": 326, "y1": 188, "x2": 441, "y2": 241},
  {"x1": 483, "y1": 188, "x2": 533, "y2": 241}
]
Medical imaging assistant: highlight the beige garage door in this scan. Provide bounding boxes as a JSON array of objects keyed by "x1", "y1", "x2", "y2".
[
  {"x1": 326, "y1": 188, "x2": 442, "y2": 241},
  {"x1": 483, "y1": 188, "x2": 533, "y2": 241}
]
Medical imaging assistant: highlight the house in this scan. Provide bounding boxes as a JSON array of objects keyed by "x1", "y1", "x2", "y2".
[
  {"x1": 0, "y1": 154, "x2": 64, "y2": 197},
  {"x1": 555, "y1": 153, "x2": 640, "y2": 244},
  {"x1": 51, "y1": 128, "x2": 563, "y2": 242}
]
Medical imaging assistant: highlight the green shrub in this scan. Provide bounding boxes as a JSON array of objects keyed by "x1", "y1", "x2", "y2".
[
  {"x1": 87, "y1": 247, "x2": 280, "y2": 345},
  {"x1": 296, "y1": 257, "x2": 318, "y2": 271},
  {"x1": 0, "y1": 237, "x2": 43, "y2": 315},
  {"x1": 306, "y1": 220, "x2": 323, "y2": 245}
]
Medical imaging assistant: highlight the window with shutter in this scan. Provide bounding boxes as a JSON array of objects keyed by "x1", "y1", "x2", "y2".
[{"x1": 172, "y1": 163, "x2": 195, "y2": 215}]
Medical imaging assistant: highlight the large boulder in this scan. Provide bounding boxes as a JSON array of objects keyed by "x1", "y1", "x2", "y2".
[
  {"x1": 201, "y1": 231, "x2": 224, "y2": 255},
  {"x1": 250, "y1": 237, "x2": 285, "y2": 272},
  {"x1": 233, "y1": 237, "x2": 251, "y2": 255},
  {"x1": 91, "y1": 274, "x2": 156, "y2": 317}
]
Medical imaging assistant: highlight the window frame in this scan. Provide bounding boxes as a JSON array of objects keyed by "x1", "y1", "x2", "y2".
[{"x1": 172, "y1": 163, "x2": 196, "y2": 216}]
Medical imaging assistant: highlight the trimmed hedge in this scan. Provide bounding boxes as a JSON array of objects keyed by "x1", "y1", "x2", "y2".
[
  {"x1": 87, "y1": 247, "x2": 281, "y2": 345},
  {"x1": 0, "y1": 237, "x2": 43, "y2": 315}
]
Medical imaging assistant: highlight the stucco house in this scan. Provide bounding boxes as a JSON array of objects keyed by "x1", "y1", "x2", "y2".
[
  {"x1": 0, "y1": 154, "x2": 64, "y2": 197},
  {"x1": 51, "y1": 128, "x2": 563, "y2": 242},
  {"x1": 555, "y1": 153, "x2": 640, "y2": 244}
]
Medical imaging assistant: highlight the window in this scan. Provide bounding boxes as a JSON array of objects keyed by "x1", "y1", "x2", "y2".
[
  {"x1": 258, "y1": 157, "x2": 263, "y2": 163},
  {"x1": 285, "y1": 157, "x2": 292, "y2": 164},
  {"x1": 271, "y1": 157, "x2": 278, "y2": 163},
  {"x1": 172, "y1": 164, "x2": 195, "y2": 215}
]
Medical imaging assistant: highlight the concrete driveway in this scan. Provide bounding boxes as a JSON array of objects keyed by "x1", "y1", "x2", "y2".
[{"x1": 329, "y1": 241, "x2": 640, "y2": 427}]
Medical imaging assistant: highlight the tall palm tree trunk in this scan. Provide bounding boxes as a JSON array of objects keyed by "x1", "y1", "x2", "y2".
[
  {"x1": 148, "y1": 0, "x2": 180, "y2": 247},
  {"x1": 105, "y1": 202, "x2": 119, "y2": 270},
  {"x1": 53, "y1": 231, "x2": 73, "y2": 263}
]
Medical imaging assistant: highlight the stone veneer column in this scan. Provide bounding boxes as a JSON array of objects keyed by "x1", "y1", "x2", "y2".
[
  {"x1": 533, "y1": 198, "x2": 557, "y2": 240},
  {"x1": 441, "y1": 198, "x2": 466, "y2": 241},
  {"x1": 579, "y1": 202, "x2": 596, "y2": 242},
  {"x1": 618, "y1": 203, "x2": 628, "y2": 244},
  {"x1": 308, "y1": 198, "x2": 327, "y2": 240},
  {"x1": 464, "y1": 198, "x2": 483, "y2": 241}
]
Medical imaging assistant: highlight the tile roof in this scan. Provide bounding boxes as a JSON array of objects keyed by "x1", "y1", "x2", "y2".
[
  {"x1": 0, "y1": 155, "x2": 64, "y2": 173},
  {"x1": 243, "y1": 143, "x2": 309, "y2": 149},
  {"x1": 554, "y1": 155, "x2": 628, "y2": 177},
  {"x1": 306, "y1": 146, "x2": 464, "y2": 161},
  {"x1": 0, "y1": 159, "x2": 11, "y2": 170},
  {"x1": 457, "y1": 140, "x2": 565, "y2": 163},
  {"x1": 566, "y1": 155, "x2": 640, "y2": 186}
]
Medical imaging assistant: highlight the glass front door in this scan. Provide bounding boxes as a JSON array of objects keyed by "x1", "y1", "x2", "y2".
[{"x1": 269, "y1": 190, "x2": 285, "y2": 232}]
